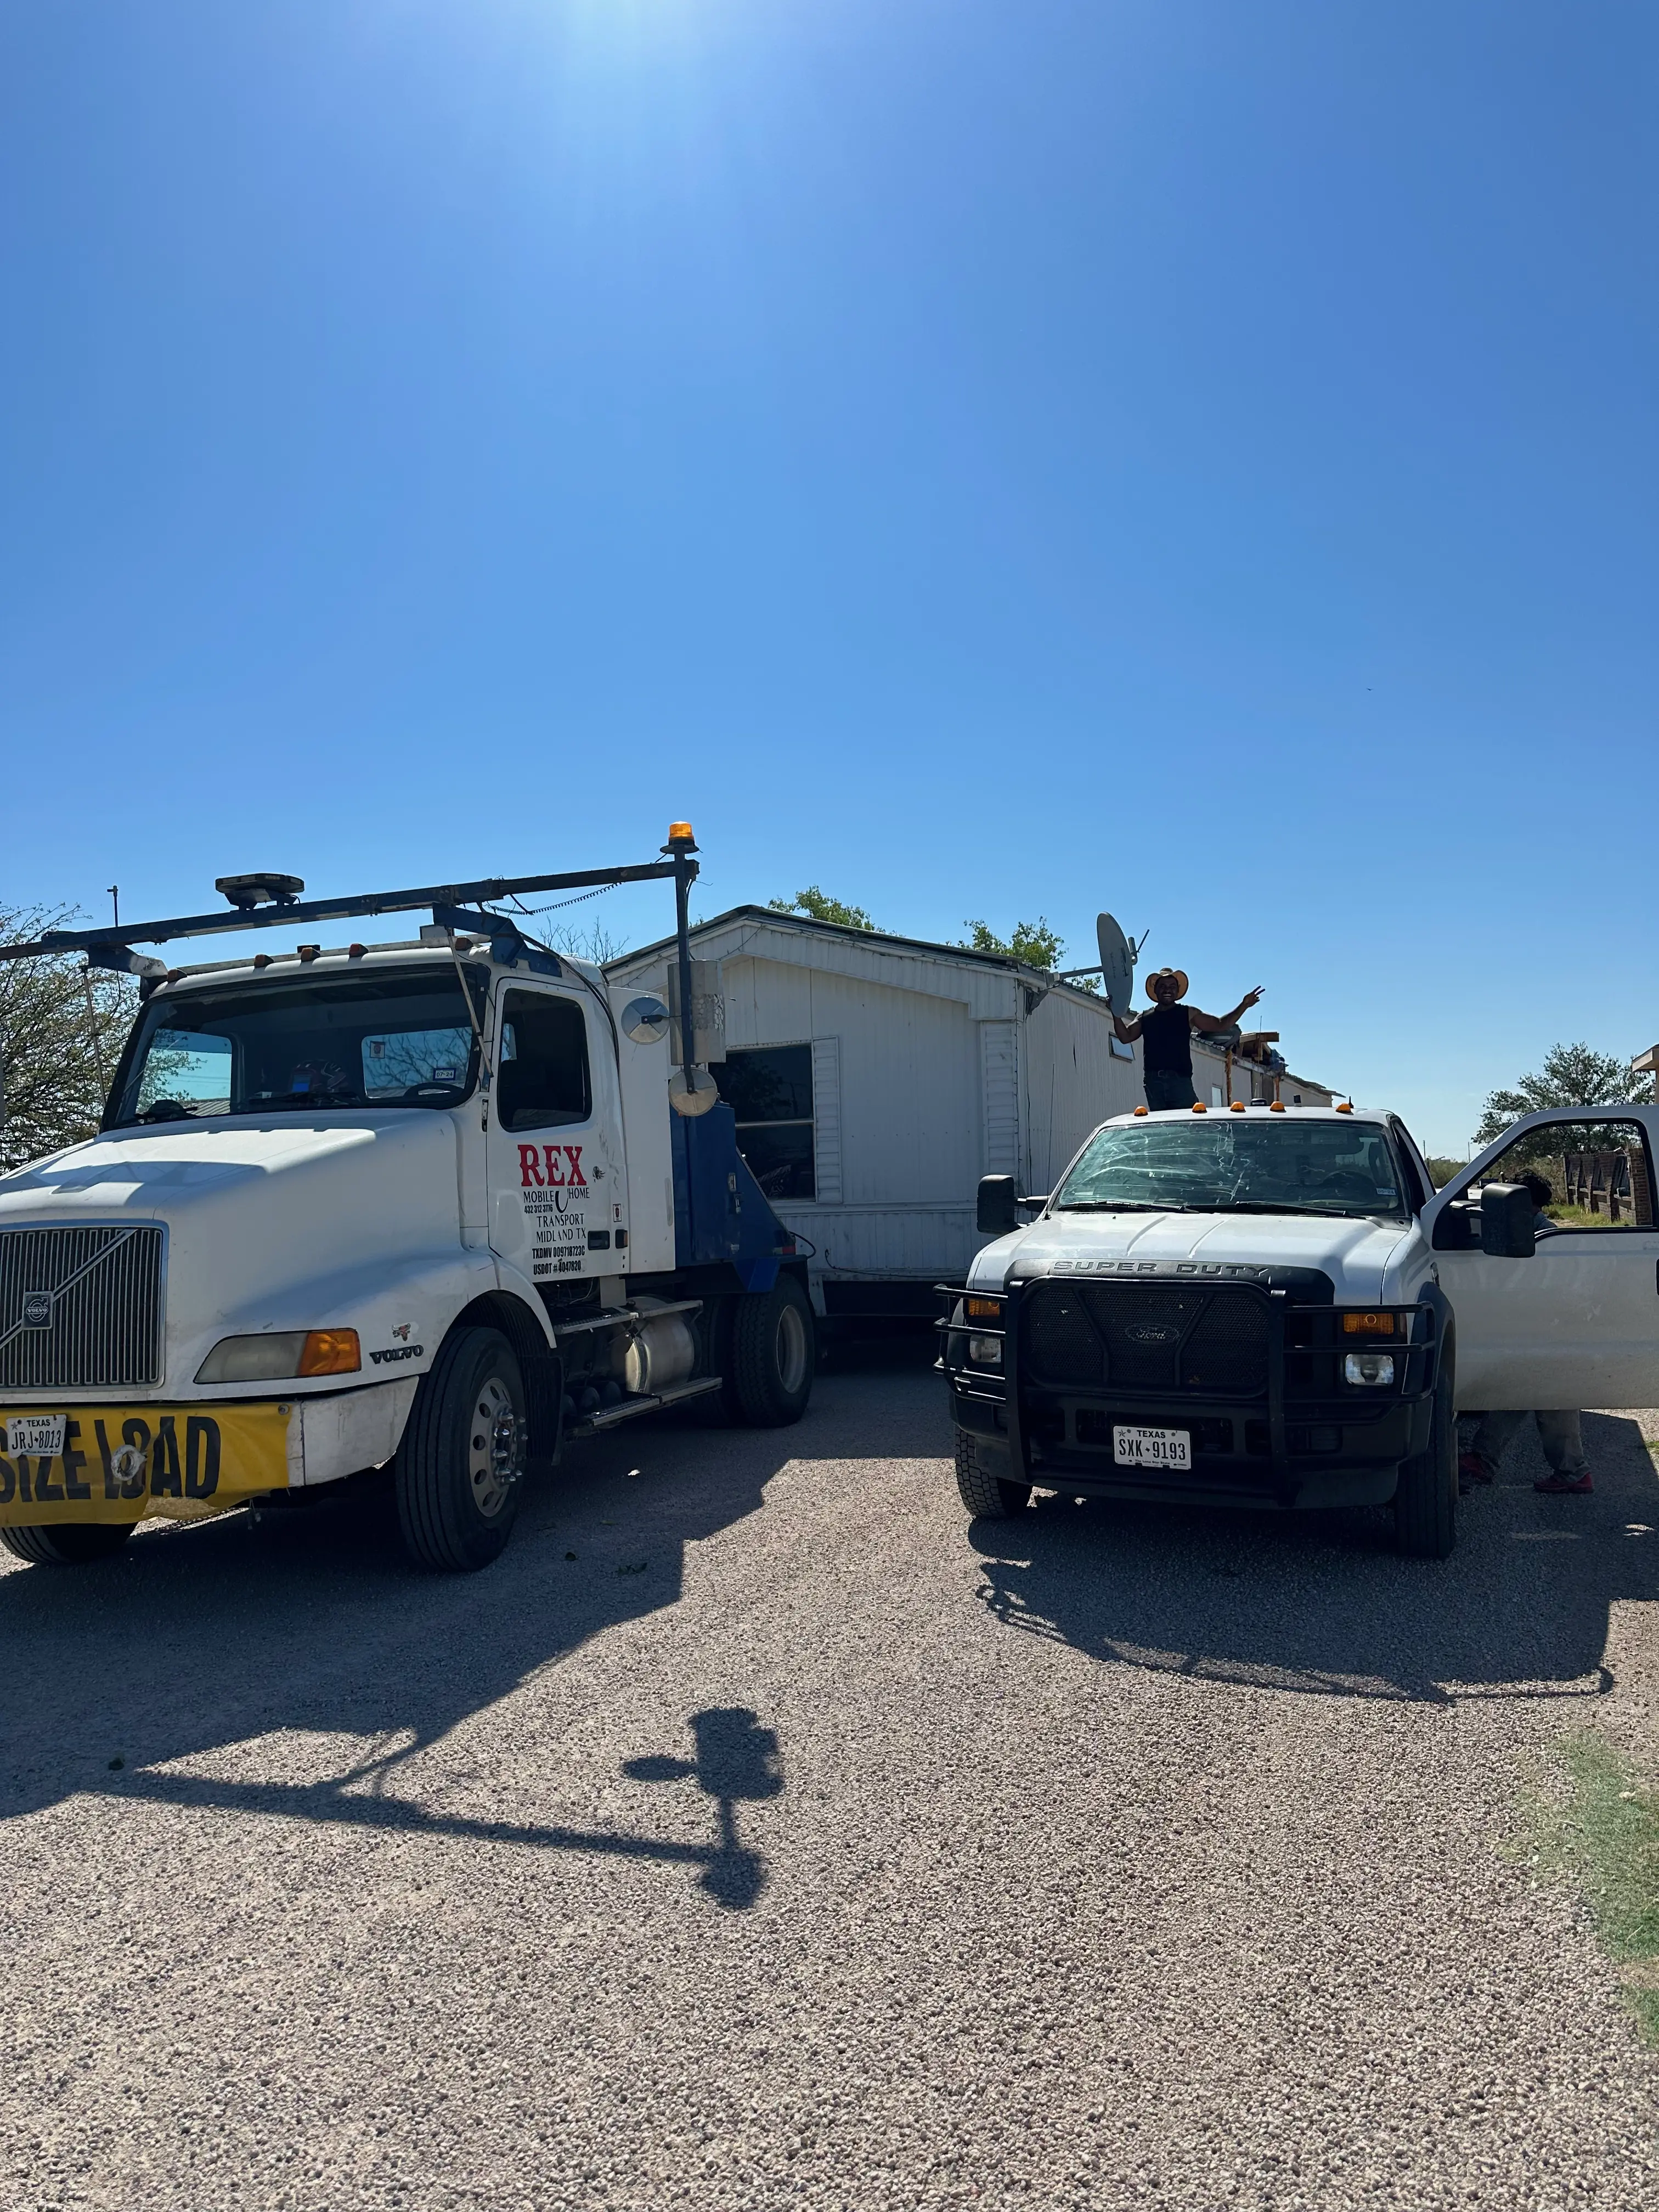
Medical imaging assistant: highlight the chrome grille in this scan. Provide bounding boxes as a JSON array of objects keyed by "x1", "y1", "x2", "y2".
[{"x1": 0, "y1": 1226, "x2": 165, "y2": 1391}]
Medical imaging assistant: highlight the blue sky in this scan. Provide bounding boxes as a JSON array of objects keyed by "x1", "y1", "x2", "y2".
[{"x1": 2, "y1": 2, "x2": 1655, "y2": 1154}]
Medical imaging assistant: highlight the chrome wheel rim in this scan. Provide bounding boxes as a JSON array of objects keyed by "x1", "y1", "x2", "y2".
[
  {"x1": 775, "y1": 1304, "x2": 809, "y2": 1396},
  {"x1": 469, "y1": 1374, "x2": 524, "y2": 1520}
]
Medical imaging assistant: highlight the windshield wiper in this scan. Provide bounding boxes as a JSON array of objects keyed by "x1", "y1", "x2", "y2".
[
  {"x1": 246, "y1": 1092, "x2": 369, "y2": 1111},
  {"x1": 1052, "y1": 1200, "x2": 1198, "y2": 1213},
  {"x1": 1206, "y1": 1200, "x2": 1372, "y2": 1217}
]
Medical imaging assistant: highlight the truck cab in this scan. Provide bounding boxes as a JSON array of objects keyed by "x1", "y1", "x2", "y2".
[
  {"x1": 941, "y1": 1099, "x2": 1659, "y2": 1556},
  {"x1": 0, "y1": 854, "x2": 814, "y2": 1572}
]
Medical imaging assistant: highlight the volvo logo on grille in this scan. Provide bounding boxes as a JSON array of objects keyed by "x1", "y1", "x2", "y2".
[
  {"x1": 1125, "y1": 1322, "x2": 1179, "y2": 1345},
  {"x1": 21, "y1": 1291, "x2": 53, "y2": 1329}
]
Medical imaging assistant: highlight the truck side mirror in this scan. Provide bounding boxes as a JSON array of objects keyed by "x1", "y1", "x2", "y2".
[
  {"x1": 977, "y1": 1175, "x2": 1020, "y2": 1237},
  {"x1": 1479, "y1": 1183, "x2": 1537, "y2": 1259}
]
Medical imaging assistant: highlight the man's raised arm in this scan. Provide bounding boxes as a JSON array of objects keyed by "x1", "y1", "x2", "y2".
[
  {"x1": 1189, "y1": 986, "x2": 1265, "y2": 1036},
  {"x1": 1111, "y1": 1009, "x2": 1143, "y2": 1044}
]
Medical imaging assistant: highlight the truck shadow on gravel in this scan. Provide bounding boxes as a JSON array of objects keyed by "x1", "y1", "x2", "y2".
[
  {"x1": 973, "y1": 1412, "x2": 1659, "y2": 1704},
  {"x1": 0, "y1": 1400, "x2": 830, "y2": 1909}
]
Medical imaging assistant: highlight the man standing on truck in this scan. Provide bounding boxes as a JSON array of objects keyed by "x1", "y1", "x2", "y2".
[{"x1": 1111, "y1": 968, "x2": 1266, "y2": 1111}]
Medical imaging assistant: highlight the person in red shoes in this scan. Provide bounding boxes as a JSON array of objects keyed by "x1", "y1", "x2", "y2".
[{"x1": 1457, "y1": 1174, "x2": 1593, "y2": 1496}]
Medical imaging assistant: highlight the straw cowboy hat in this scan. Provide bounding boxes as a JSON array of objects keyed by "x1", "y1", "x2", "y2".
[{"x1": 1145, "y1": 967, "x2": 1189, "y2": 1001}]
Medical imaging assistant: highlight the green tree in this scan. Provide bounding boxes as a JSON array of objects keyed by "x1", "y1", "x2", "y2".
[
  {"x1": 769, "y1": 887, "x2": 878, "y2": 932},
  {"x1": 1472, "y1": 1041, "x2": 1647, "y2": 1173},
  {"x1": 958, "y1": 917, "x2": 1099, "y2": 989},
  {"x1": 0, "y1": 905, "x2": 138, "y2": 1171},
  {"x1": 1475, "y1": 1042, "x2": 1644, "y2": 1143}
]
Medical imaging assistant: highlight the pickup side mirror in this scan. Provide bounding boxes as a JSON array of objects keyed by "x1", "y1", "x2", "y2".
[
  {"x1": 1480, "y1": 1183, "x2": 1537, "y2": 1259},
  {"x1": 977, "y1": 1175, "x2": 1020, "y2": 1236}
]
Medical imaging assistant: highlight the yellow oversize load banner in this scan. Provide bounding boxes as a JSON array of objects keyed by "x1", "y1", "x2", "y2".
[{"x1": 0, "y1": 1404, "x2": 292, "y2": 1526}]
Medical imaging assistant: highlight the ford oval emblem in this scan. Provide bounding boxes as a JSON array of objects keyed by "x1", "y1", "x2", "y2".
[{"x1": 1125, "y1": 1322, "x2": 1178, "y2": 1345}]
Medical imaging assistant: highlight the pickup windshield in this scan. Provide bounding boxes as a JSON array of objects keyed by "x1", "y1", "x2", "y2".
[
  {"x1": 1052, "y1": 1118, "x2": 1407, "y2": 1220},
  {"x1": 107, "y1": 967, "x2": 487, "y2": 1127}
]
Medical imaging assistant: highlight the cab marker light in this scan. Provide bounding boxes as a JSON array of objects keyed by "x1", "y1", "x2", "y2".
[
  {"x1": 1336, "y1": 1102, "x2": 1354, "y2": 1114},
  {"x1": 1229, "y1": 1102, "x2": 1245, "y2": 1113},
  {"x1": 1269, "y1": 1101, "x2": 1286, "y2": 1113},
  {"x1": 1133, "y1": 1104, "x2": 1149, "y2": 1116}
]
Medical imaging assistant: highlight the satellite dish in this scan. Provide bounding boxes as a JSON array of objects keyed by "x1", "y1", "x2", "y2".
[{"x1": 1095, "y1": 913, "x2": 1135, "y2": 1016}]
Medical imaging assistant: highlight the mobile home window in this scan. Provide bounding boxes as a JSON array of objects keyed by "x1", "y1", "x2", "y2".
[{"x1": 715, "y1": 1044, "x2": 815, "y2": 1201}]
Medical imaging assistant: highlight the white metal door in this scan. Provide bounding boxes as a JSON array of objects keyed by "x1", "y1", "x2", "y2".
[
  {"x1": 486, "y1": 980, "x2": 625, "y2": 1290},
  {"x1": 1424, "y1": 1107, "x2": 1659, "y2": 1409}
]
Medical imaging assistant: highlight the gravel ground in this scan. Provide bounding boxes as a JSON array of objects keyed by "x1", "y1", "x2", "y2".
[{"x1": 2, "y1": 1358, "x2": 1657, "y2": 2210}]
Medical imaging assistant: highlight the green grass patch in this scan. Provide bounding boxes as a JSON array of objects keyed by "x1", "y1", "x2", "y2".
[{"x1": 1526, "y1": 1735, "x2": 1659, "y2": 2042}]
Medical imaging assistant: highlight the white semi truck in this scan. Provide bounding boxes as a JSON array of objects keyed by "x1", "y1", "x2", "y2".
[{"x1": 0, "y1": 829, "x2": 815, "y2": 1571}]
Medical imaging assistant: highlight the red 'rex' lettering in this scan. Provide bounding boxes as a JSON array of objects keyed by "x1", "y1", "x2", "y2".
[
  {"x1": 562, "y1": 1146, "x2": 586, "y2": 1186},
  {"x1": 518, "y1": 1145, "x2": 544, "y2": 1187},
  {"x1": 542, "y1": 1145, "x2": 564, "y2": 1186}
]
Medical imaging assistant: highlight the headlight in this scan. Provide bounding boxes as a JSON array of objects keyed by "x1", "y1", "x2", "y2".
[
  {"x1": 1344, "y1": 1351, "x2": 1395, "y2": 1387},
  {"x1": 196, "y1": 1329, "x2": 362, "y2": 1384},
  {"x1": 967, "y1": 1334, "x2": 1003, "y2": 1366}
]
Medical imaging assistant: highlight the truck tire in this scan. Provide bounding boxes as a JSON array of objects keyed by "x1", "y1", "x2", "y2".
[
  {"x1": 726, "y1": 1277, "x2": 815, "y2": 1427},
  {"x1": 396, "y1": 1326, "x2": 528, "y2": 1572},
  {"x1": 955, "y1": 1426, "x2": 1031, "y2": 1520},
  {"x1": 1393, "y1": 1347, "x2": 1457, "y2": 1560},
  {"x1": 0, "y1": 1522, "x2": 136, "y2": 1566}
]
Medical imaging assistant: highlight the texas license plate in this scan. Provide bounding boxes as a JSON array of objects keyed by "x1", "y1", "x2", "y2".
[
  {"x1": 6, "y1": 1413, "x2": 66, "y2": 1458},
  {"x1": 1113, "y1": 1424, "x2": 1191, "y2": 1470}
]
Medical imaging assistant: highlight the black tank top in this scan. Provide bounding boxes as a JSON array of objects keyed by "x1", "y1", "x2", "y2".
[{"x1": 1140, "y1": 1002, "x2": 1193, "y2": 1076}]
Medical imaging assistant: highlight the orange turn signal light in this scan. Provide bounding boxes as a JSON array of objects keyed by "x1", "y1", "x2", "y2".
[
  {"x1": 297, "y1": 1328, "x2": 361, "y2": 1377},
  {"x1": 1342, "y1": 1312, "x2": 1396, "y2": 1336},
  {"x1": 966, "y1": 1296, "x2": 1002, "y2": 1319}
]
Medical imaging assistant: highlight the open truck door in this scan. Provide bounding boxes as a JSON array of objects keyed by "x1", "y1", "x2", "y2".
[{"x1": 1421, "y1": 1105, "x2": 1659, "y2": 1410}]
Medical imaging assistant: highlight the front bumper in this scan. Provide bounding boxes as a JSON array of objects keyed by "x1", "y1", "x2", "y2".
[
  {"x1": 940, "y1": 1278, "x2": 1440, "y2": 1513},
  {"x1": 0, "y1": 1378, "x2": 419, "y2": 1526}
]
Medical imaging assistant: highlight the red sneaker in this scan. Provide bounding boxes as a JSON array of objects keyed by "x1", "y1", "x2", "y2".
[
  {"x1": 1534, "y1": 1469, "x2": 1592, "y2": 1495},
  {"x1": 1458, "y1": 1451, "x2": 1494, "y2": 1485}
]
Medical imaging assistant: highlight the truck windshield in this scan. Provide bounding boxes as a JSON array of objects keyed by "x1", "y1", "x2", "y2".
[
  {"x1": 1052, "y1": 1118, "x2": 1407, "y2": 1220},
  {"x1": 107, "y1": 966, "x2": 487, "y2": 1126}
]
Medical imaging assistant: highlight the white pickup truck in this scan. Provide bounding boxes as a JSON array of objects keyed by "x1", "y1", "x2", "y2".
[
  {"x1": 941, "y1": 1099, "x2": 1659, "y2": 1555},
  {"x1": 0, "y1": 834, "x2": 814, "y2": 1571}
]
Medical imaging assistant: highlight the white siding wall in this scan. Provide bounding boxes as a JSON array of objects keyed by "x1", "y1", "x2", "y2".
[
  {"x1": 720, "y1": 957, "x2": 981, "y2": 1206},
  {"x1": 978, "y1": 1020, "x2": 1020, "y2": 1177},
  {"x1": 810, "y1": 1035, "x2": 843, "y2": 1204},
  {"x1": 1023, "y1": 990, "x2": 1142, "y2": 1190}
]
